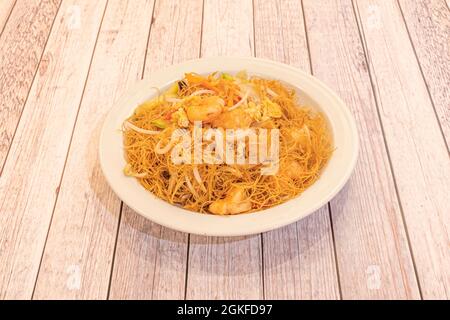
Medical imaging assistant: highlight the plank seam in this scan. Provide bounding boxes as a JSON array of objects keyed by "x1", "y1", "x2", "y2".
[
  {"x1": 106, "y1": 201, "x2": 123, "y2": 299},
  {"x1": 198, "y1": 0, "x2": 205, "y2": 58},
  {"x1": 184, "y1": 0, "x2": 205, "y2": 299},
  {"x1": 350, "y1": 0, "x2": 423, "y2": 299},
  {"x1": 31, "y1": 0, "x2": 110, "y2": 299},
  {"x1": 150, "y1": 226, "x2": 162, "y2": 299},
  {"x1": 251, "y1": 0, "x2": 256, "y2": 57},
  {"x1": 251, "y1": 0, "x2": 264, "y2": 300},
  {"x1": 0, "y1": 0, "x2": 17, "y2": 39},
  {"x1": 183, "y1": 234, "x2": 191, "y2": 300},
  {"x1": 141, "y1": 0, "x2": 159, "y2": 300},
  {"x1": 396, "y1": 0, "x2": 449, "y2": 152},
  {"x1": 107, "y1": 0, "x2": 157, "y2": 299},
  {"x1": 300, "y1": 0, "x2": 314, "y2": 75},
  {"x1": 327, "y1": 203, "x2": 343, "y2": 299},
  {"x1": 141, "y1": 0, "x2": 158, "y2": 80},
  {"x1": 260, "y1": 234, "x2": 265, "y2": 299},
  {"x1": 0, "y1": 0, "x2": 63, "y2": 177},
  {"x1": 300, "y1": 0, "x2": 341, "y2": 299}
]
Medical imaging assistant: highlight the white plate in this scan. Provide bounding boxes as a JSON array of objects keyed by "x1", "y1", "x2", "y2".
[{"x1": 99, "y1": 57, "x2": 358, "y2": 236}]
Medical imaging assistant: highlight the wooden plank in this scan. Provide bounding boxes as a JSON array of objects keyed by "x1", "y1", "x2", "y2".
[
  {"x1": 32, "y1": 0, "x2": 155, "y2": 299},
  {"x1": 0, "y1": 0, "x2": 107, "y2": 299},
  {"x1": 185, "y1": 0, "x2": 263, "y2": 300},
  {"x1": 303, "y1": 0, "x2": 420, "y2": 299},
  {"x1": 187, "y1": 236, "x2": 263, "y2": 299},
  {"x1": 0, "y1": 0, "x2": 16, "y2": 35},
  {"x1": 0, "y1": 0, "x2": 60, "y2": 171},
  {"x1": 354, "y1": 0, "x2": 450, "y2": 299},
  {"x1": 253, "y1": 0, "x2": 340, "y2": 299},
  {"x1": 109, "y1": 0, "x2": 203, "y2": 300},
  {"x1": 263, "y1": 207, "x2": 339, "y2": 299},
  {"x1": 200, "y1": 0, "x2": 254, "y2": 57},
  {"x1": 398, "y1": 0, "x2": 450, "y2": 146}
]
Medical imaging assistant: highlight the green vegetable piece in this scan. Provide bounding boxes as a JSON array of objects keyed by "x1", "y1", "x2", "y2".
[
  {"x1": 222, "y1": 73, "x2": 233, "y2": 80},
  {"x1": 151, "y1": 119, "x2": 168, "y2": 129}
]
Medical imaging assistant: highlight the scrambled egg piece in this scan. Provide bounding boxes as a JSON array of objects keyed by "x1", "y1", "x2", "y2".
[
  {"x1": 171, "y1": 108, "x2": 189, "y2": 127},
  {"x1": 212, "y1": 108, "x2": 253, "y2": 129},
  {"x1": 262, "y1": 98, "x2": 282, "y2": 119},
  {"x1": 245, "y1": 101, "x2": 263, "y2": 121},
  {"x1": 245, "y1": 99, "x2": 282, "y2": 122},
  {"x1": 209, "y1": 186, "x2": 252, "y2": 215}
]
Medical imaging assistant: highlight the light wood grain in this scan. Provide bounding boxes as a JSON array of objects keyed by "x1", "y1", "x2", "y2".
[
  {"x1": 0, "y1": 0, "x2": 448, "y2": 300},
  {"x1": 304, "y1": 0, "x2": 420, "y2": 299},
  {"x1": 253, "y1": 0, "x2": 340, "y2": 300},
  {"x1": 0, "y1": 0, "x2": 107, "y2": 299},
  {"x1": 398, "y1": 0, "x2": 450, "y2": 147},
  {"x1": 109, "y1": 0, "x2": 203, "y2": 300},
  {"x1": 264, "y1": 207, "x2": 339, "y2": 299},
  {"x1": 33, "y1": 0, "x2": 155, "y2": 299},
  {"x1": 200, "y1": 0, "x2": 254, "y2": 58},
  {"x1": 187, "y1": 236, "x2": 263, "y2": 299},
  {"x1": 0, "y1": 0, "x2": 60, "y2": 171},
  {"x1": 185, "y1": 0, "x2": 264, "y2": 300},
  {"x1": 0, "y1": 0, "x2": 16, "y2": 35},
  {"x1": 355, "y1": 0, "x2": 450, "y2": 299}
]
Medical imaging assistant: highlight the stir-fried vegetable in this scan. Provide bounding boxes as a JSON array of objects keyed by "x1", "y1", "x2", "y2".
[
  {"x1": 151, "y1": 119, "x2": 168, "y2": 129},
  {"x1": 128, "y1": 71, "x2": 288, "y2": 133},
  {"x1": 171, "y1": 108, "x2": 189, "y2": 127},
  {"x1": 123, "y1": 70, "x2": 333, "y2": 215},
  {"x1": 221, "y1": 72, "x2": 233, "y2": 80}
]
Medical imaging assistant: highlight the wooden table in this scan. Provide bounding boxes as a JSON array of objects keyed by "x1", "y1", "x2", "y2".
[{"x1": 0, "y1": 0, "x2": 448, "y2": 300}]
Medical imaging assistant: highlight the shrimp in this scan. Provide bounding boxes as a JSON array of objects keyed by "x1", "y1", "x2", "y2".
[
  {"x1": 212, "y1": 108, "x2": 253, "y2": 129},
  {"x1": 285, "y1": 126, "x2": 311, "y2": 152},
  {"x1": 186, "y1": 96, "x2": 223, "y2": 123},
  {"x1": 209, "y1": 186, "x2": 252, "y2": 215},
  {"x1": 284, "y1": 160, "x2": 302, "y2": 179}
]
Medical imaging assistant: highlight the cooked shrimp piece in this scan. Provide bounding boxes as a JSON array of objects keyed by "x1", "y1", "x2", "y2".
[
  {"x1": 212, "y1": 108, "x2": 253, "y2": 129},
  {"x1": 186, "y1": 96, "x2": 223, "y2": 123},
  {"x1": 285, "y1": 126, "x2": 311, "y2": 151},
  {"x1": 285, "y1": 160, "x2": 302, "y2": 179},
  {"x1": 209, "y1": 186, "x2": 252, "y2": 215}
]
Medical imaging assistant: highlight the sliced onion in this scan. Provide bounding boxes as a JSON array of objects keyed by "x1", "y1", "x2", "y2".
[
  {"x1": 239, "y1": 83, "x2": 260, "y2": 102},
  {"x1": 266, "y1": 88, "x2": 278, "y2": 97},
  {"x1": 166, "y1": 97, "x2": 184, "y2": 103},
  {"x1": 190, "y1": 89, "x2": 215, "y2": 96},
  {"x1": 124, "y1": 121, "x2": 160, "y2": 135},
  {"x1": 185, "y1": 176, "x2": 199, "y2": 198},
  {"x1": 193, "y1": 167, "x2": 207, "y2": 192},
  {"x1": 228, "y1": 91, "x2": 249, "y2": 111},
  {"x1": 154, "y1": 138, "x2": 176, "y2": 154},
  {"x1": 123, "y1": 164, "x2": 147, "y2": 178},
  {"x1": 132, "y1": 172, "x2": 147, "y2": 178}
]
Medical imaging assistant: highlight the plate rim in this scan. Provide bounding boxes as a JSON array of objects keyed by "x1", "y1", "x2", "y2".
[{"x1": 99, "y1": 56, "x2": 359, "y2": 236}]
